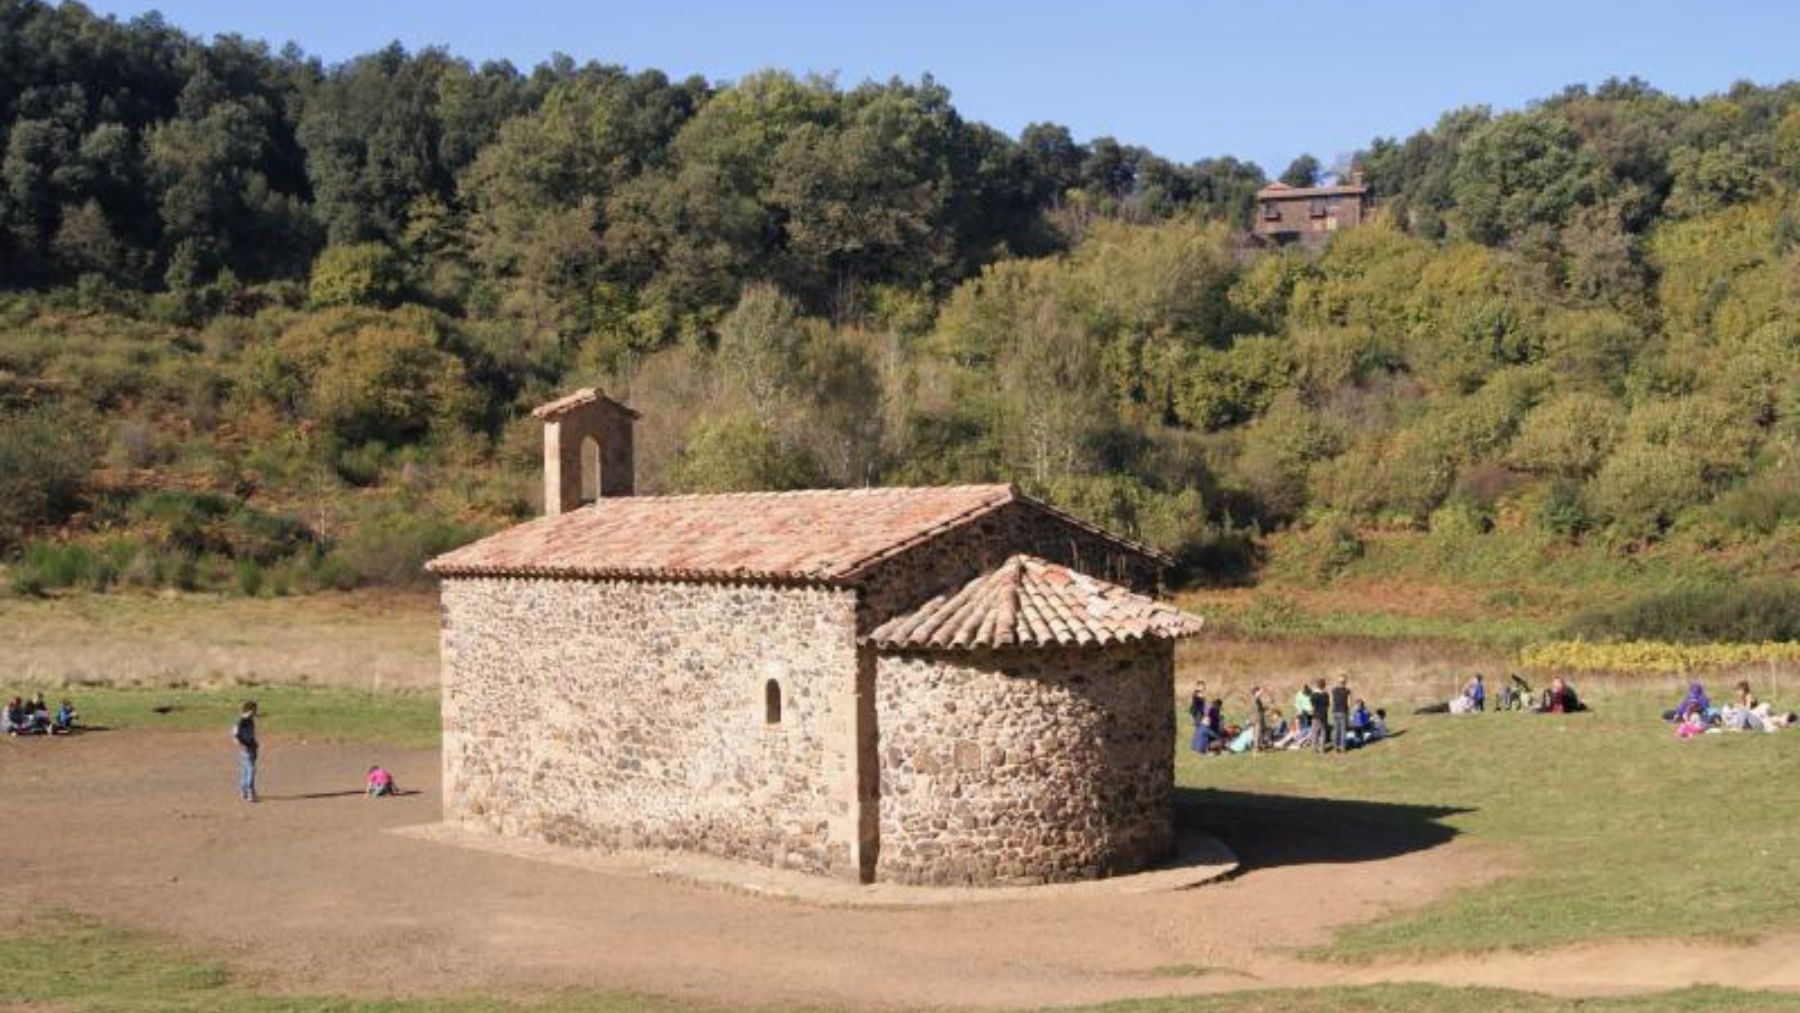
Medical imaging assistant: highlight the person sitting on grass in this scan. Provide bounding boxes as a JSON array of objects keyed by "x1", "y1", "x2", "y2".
[
  {"x1": 1266, "y1": 707, "x2": 1287, "y2": 745},
  {"x1": 27, "y1": 694, "x2": 52, "y2": 733},
  {"x1": 1722, "y1": 681, "x2": 1760, "y2": 731},
  {"x1": 1272, "y1": 710, "x2": 1309, "y2": 750},
  {"x1": 1719, "y1": 682, "x2": 1799, "y2": 733},
  {"x1": 1463, "y1": 674, "x2": 1486, "y2": 712},
  {"x1": 1347, "y1": 699, "x2": 1372, "y2": 744},
  {"x1": 1418, "y1": 683, "x2": 1477, "y2": 715},
  {"x1": 6, "y1": 695, "x2": 47, "y2": 735},
  {"x1": 51, "y1": 699, "x2": 78, "y2": 735},
  {"x1": 1538, "y1": 676, "x2": 1581, "y2": 714},
  {"x1": 1676, "y1": 709, "x2": 1708, "y2": 739},
  {"x1": 1497, "y1": 673, "x2": 1532, "y2": 712},
  {"x1": 1191, "y1": 698, "x2": 1224, "y2": 755},
  {"x1": 1665, "y1": 682, "x2": 1710, "y2": 723},
  {"x1": 365, "y1": 765, "x2": 398, "y2": 797},
  {"x1": 1371, "y1": 708, "x2": 1389, "y2": 740},
  {"x1": 1734, "y1": 680, "x2": 1758, "y2": 710}
]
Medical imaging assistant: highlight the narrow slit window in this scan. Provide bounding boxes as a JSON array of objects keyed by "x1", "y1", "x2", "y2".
[
  {"x1": 579, "y1": 436, "x2": 600, "y2": 503},
  {"x1": 764, "y1": 679, "x2": 783, "y2": 725}
]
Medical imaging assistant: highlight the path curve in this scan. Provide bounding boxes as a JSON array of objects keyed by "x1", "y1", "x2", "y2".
[{"x1": 3, "y1": 731, "x2": 1793, "y2": 1008}]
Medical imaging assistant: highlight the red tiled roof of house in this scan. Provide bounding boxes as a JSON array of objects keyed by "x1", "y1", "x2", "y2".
[
  {"x1": 428, "y1": 484, "x2": 1167, "y2": 583},
  {"x1": 865, "y1": 554, "x2": 1203, "y2": 650},
  {"x1": 1255, "y1": 181, "x2": 1367, "y2": 199}
]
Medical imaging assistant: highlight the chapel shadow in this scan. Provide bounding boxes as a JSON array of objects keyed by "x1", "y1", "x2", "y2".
[
  {"x1": 1176, "y1": 786, "x2": 1470, "y2": 871},
  {"x1": 266, "y1": 788, "x2": 423, "y2": 802}
]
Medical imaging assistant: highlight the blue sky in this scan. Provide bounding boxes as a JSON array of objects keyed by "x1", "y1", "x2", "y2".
[{"x1": 82, "y1": 0, "x2": 1799, "y2": 174}]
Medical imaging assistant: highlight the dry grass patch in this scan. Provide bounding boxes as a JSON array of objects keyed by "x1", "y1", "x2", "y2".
[{"x1": 0, "y1": 590, "x2": 439, "y2": 690}]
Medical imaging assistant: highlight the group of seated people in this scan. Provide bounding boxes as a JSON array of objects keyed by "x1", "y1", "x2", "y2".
[
  {"x1": 3, "y1": 693, "x2": 78, "y2": 736},
  {"x1": 1667, "y1": 680, "x2": 1796, "y2": 737},
  {"x1": 1188, "y1": 680, "x2": 1389, "y2": 755},
  {"x1": 1425, "y1": 673, "x2": 1584, "y2": 715}
]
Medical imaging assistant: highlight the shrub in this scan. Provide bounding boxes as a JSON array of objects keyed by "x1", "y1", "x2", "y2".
[
  {"x1": 1506, "y1": 394, "x2": 1623, "y2": 477},
  {"x1": 1289, "y1": 512, "x2": 1364, "y2": 582},
  {"x1": 234, "y1": 559, "x2": 265, "y2": 596},
  {"x1": 0, "y1": 403, "x2": 100, "y2": 546},
  {"x1": 1225, "y1": 593, "x2": 1314, "y2": 638},
  {"x1": 333, "y1": 442, "x2": 387, "y2": 487},
  {"x1": 1429, "y1": 500, "x2": 1492, "y2": 538},
  {"x1": 1585, "y1": 443, "x2": 1709, "y2": 540},
  {"x1": 1565, "y1": 581, "x2": 1800, "y2": 644},
  {"x1": 169, "y1": 554, "x2": 200, "y2": 592},
  {"x1": 335, "y1": 511, "x2": 481, "y2": 587},
  {"x1": 308, "y1": 243, "x2": 405, "y2": 309},
  {"x1": 128, "y1": 491, "x2": 314, "y2": 564},
  {"x1": 1178, "y1": 335, "x2": 1292, "y2": 430},
  {"x1": 1533, "y1": 478, "x2": 1591, "y2": 539},
  {"x1": 1710, "y1": 460, "x2": 1800, "y2": 535},
  {"x1": 304, "y1": 551, "x2": 361, "y2": 592},
  {"x1": 264, "y1": 307, "x2": 476, "y2": 447},
  {"x1": 10, "y1": 540, "x2": 99, "y2": 595}
]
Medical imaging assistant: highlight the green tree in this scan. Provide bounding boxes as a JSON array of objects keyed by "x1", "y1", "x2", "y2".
[
  {"x1": 1279, "y1": 153, "x2": 1320, "y2": 188},
  {"x1": 308, "y1": 243, "x2": 406, "y2": 308},
  {"x1": 670, "y1": 413, "x2": 824, "y2": 492},
  {"x1": 1450, "y1": 110, "x2": 1600, "y2": 244},
  {"x1": 253, "y1": 307, "x2": 475, "y2": 446}
]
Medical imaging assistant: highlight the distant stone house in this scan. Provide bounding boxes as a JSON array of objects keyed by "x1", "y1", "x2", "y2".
[
  {"x1": 1252, "y1": 174, "x2": 1372, "y2": 247},
  {"x1": 427, "y1": 389, "x2": 1205, "y2": 886}
]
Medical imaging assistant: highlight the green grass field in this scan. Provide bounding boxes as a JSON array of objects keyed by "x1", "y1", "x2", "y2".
[
  {"x1": 9, "y1": 913, "x2": 1800, "y2": 1013},
  {"x1": 27, "y1": 683, "x2": 441, "y2": 750},
  {"x1": 1180, "y1": 689, "x2": 1800, "y2": 957},
  {"x1": 33, "y1": 681, "x2": 1800, "y2": 958},
  {"x1": 11, "y1": 681, "x2": 1800, "y2": 1010}
]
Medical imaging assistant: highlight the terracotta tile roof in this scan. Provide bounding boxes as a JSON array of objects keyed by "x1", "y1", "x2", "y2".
[
  {"x1": 530, "y1": 388, "x2": 641, "y2": 420},
  {"x1": 428, "y1": 484, "x2": 1034, "y2": 582},
  {"x1": 1255, "y1": 182, "x2": 1367, "y2": 200},
  {"x1": 865, "y1": 554, "x2": 1203, "y2": 651}
]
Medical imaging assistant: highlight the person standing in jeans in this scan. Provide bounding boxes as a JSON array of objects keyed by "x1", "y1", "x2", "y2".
[
  {"x1": 1309, "y1": 680, "x2": 1331, "y2": 754},
  {"x1": 1330, "y1": 673, "x2": 1352, "y2": 754},
  {"x1": 233, "y1": 700, "x2": 259, "y2": 802}
]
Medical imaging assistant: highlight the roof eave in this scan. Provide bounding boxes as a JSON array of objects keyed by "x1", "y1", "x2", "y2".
[{"x1": 426, "y1": 563, "x2": 851, "y2": 588}]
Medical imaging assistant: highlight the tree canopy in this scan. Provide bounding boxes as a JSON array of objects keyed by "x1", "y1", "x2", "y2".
[{"x1": 4, "y1": 2, "x2": 1800, "y2": 590}]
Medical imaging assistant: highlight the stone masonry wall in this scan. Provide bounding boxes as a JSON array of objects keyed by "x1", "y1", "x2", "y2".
[
  {"x1": 856, "y1": 499, "x2": 1164, "y2": 632},
  {"x1": 440, "y1": 577, "x2": 864, "y2": 878},
  {"x1": 873, "y1": 641, "x2": 1175, "y2": 886}
]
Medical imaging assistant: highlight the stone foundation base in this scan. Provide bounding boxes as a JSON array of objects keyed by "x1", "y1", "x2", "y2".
[{"x1": 392, "y1": 821, "x2": 1237, "y2": 907}]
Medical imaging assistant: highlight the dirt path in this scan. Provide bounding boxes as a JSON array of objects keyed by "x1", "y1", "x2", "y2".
[{"x1": 3, "y1": 730, "x2": 1794, "y2": 1008}]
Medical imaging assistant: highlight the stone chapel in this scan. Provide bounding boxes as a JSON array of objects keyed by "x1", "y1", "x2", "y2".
[{"x1": 427, "y1": 389, "x2": 1204, "y2": 886}]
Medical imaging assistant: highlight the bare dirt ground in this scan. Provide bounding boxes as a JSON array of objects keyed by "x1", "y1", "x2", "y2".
[{"x1": 7, "y1": 729, "x2": 1798, "y2": 1008}]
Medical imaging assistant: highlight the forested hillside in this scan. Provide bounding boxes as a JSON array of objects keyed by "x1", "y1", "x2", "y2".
[{"x1": 3, "y1": 0, "x2": 1798, "y2": 608}]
